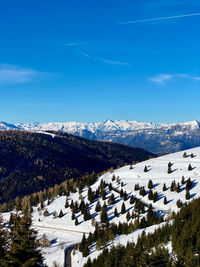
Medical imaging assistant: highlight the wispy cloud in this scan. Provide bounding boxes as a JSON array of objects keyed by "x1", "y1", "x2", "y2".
[
  {"x1": 81, "y1": 52, "x2": 131, "y2": 67},
  {"x1": 117, "y1": 12, "x2": 200, "y2": 25},
  {"x1": 63, "y1": 42, "x2": 88, "y2": 47},
  {"x1": 149, "y1": 73, "x2": 200, "y2": 84},
  {"x1": 0, "y1": 64, "x2": 39, "y2": 85}
]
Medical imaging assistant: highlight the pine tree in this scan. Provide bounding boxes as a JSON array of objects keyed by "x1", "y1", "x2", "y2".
[
  {"x1": 168, "y1": 162, "x2": 172, "y2": 168},
  {"x1": 130, "y1": 195, "x2": 135, "y2": 204},
  {"x1": 163, "y1": 183, "x2": 167, "y2": 191},
  {"x1": 100, "y1": 203, "x2": 108, "y2": 223},
  {"x1": 43, "y1": 209, "x2": 49, "y2": 217},
  {"x1": 120, "y1": 189, "x2": 124, "y2": 198},
  {"x1": 108, "y1": 193, "x2": 115, "y2": 205},
  {"x1": 95, "y1": 200, "x2": 101, "y2": 212},
  {"x1": 139, "y1": 187, "x2": 146, "y2": 197},
  {"x1": 164, "y1": 197, "x2": 167, "y2": 205},
  {"x1": 0, "y1": 214, "x2": 7, "y2": 266},
  {"x1": 148, "y1": 180, "x2": 153, "y2": 189},
  {"x1": 188, "y1": 164, "x2": 193, "y2": 171},
  {"x1": 176, "y1": 199, "x2": 183, "y2": 208},
  {"x1": 71, "y1": 211, "x2": 75, "y2": 220},
  {"x1": 126, "y1": 211, "x2": 131, "y2": 221},
  {"x1": 181, "y1": 176, "x2": 185, "y2": 185},
  {"x1": 58, "y1": 209, "x2": 64, "y2": 218},
  {"x1": 8, "y1": 213, "x2": 43, "y2": 266},
  {"x1": 168, "y1": 165, "x2": 172, "y2": 174},
  {"x1": 144, "y1": 165, "x2": 148, "y2": 172},
  {"x1": 134, "y1": 183, "x2": 140, "y2": 191},
  {"x1": 114, "y1": 207, "x2": 118, "y2": 217},
  {"x1": 176, "y1": 183, "x2": 181, "y2": 193},
  {"x1": 186, "y1": 178, "x2": 192, "y2": 190},
  {"x1": 148, "y1": 189, "x2": 153, "y2": 201},
  {"x1": 75, "y1": 218, "x2": 79, "y2": 226},
  {"x1": 183, "y1": 152, "x2": 187, "y2": 158},
  {"x1": 121, "y1": 202, "x2": 126, "y2": 214},
  {"x1": 185, "y1": 189, "x2": 190, "y2": 200},
  {"x1": 123, "y1": 191, "x2": 128, "y2": 201},
  {"x1": 153, "y1": 191, "x2": 158, "y2": 203},
  {"x1": 53, "y1": 211, "x2": 58, "y2": 219},
  {"x1": 65, "y1": 198, "x2": 69, "y2": 208}
]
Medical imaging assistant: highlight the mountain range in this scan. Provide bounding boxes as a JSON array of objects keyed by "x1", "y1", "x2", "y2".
[{"x1": 1, "y1": 119, "x2": 200, "y2": 154}]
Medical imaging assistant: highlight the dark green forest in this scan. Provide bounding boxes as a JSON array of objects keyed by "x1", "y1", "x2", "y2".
[
  {"x1": 0, "y1": 131, "x2": 153, "y2": 203},
  {"x1": 84, "y1": 197, "x2": 200, "y2": 267}
]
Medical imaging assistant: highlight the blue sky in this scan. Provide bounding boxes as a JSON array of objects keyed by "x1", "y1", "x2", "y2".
[{"x1": 0, "y1": 0, "x2": 200, "y2": 123}]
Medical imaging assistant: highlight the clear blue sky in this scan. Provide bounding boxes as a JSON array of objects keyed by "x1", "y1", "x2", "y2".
[{"x1": 0, "y1": 0, "x2": 200, "y2": 123}]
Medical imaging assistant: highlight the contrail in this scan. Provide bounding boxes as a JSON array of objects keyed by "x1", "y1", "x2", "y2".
[{"x1": 118, "y1": 12, "x2": 200, "y2": 24}]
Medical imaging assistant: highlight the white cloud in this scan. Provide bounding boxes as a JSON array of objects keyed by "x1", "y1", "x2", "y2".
[
  {"x1": 0, "y1": 64, "x2": 38, "y2": 85},
  {"x1": 81, "y1": 52, "x2": 131, "y2": 67},
  {"x1": 118, "y1": 12, "x2": 200, "y2": 25},
  {"x1": 63, "y1": 42, "x2": 87, "y2": 47},
  {"x1": 149, "y1": 73, "x2": 200, "y2": 84}
]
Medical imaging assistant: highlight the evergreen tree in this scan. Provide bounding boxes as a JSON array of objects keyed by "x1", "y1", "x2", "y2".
[
  {"x1": 58, "y1": 209, "x2": 64, "y2": 218},
  {"x1": 168, "y1": 165, "x2": 172, "y2": 174},
  {"x1": 148, "y1": 180, "x2": 153, "y2": 189},
  {"x1": 176, "y1": 199, "x2": 183, "y2": 208},
  {"x1": 75, "y1": 218, "x2": 79, "y2": 226},
  {"x1": 120, "y1": 189, "x2": 124, "y2": 198},
  {"x1": 186, "y1": 178, "x2": 192, "y2": 190},
  {"x1": 188, "y1": 164, "x2": 193, "y2": 171},
  {"x1": 126, "y1": 211, "x2": 131, "y2": 221},
  {"x1": 181, "y1": 176, "x2": 185, "y2": 185},
  {"x1": 100, "y1": 203, "x2": 108, "y2": 223},
  {"x1": 71, "y1": 211, "x2": 75, "y2": 220},
  {"x1": 164, "y1": 197, "x2": 167, "y2": 205},
  {"x1": 153, "y1": 191, "x2": 158, "y2": 203},
  {"x1": 0, "y1": 214, "x2": 7, "y2": 266},
  {"x1": 134, "y1": 183, "x2": 140, "y2": 191},
  {"x1": 148, "y1": 189, "x2": 153, "y2": 201},
  {"x1": 114, "y1": 207, "x2": 118, "y2": 217},
  {"x1": 123, "y1": 191, "x2": 128, "y2": 201},
  {"x1": 185, "y1": 189, "x2": 190, "y2": 200},
  {"x1": 163, "y1": 183, "x2": 167, "y2": 191},
  {"x1": 144, "y1": 165, "x2": 148, "y2": 172},
  {"x1": 121, "y1": 202, "x2": 126, "y2": 214},
  {"x1": 8, "y1": 213, "x2": 43, "y2": 266},
  {"x1": 130, "y1": 195, "x2": 135, "y2": 204},
  {"x1": 108, "y1": 193, "x2": 115, "y2": 205},
  {"x1": 139, "y1": 187, "x2": 146, "y2": 197},
  {"x1": 183, "y1": 152, "x2": 187, "y2": 158},
  {"x1": 65, "y1": 198, "x2": 69, "y2": 208},
  {"x1": 95, "y1": 201, "x2": 101, "y2": 212},
  {"x1": 168, "y1": 162, "x2": 173, "y2": 168},
  {"x1": 53, "y1": 211, "x2": 58, "y2": 219}
]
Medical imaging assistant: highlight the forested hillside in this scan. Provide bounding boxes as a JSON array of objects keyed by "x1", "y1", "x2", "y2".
[
  {"x1": 84, "y1": 197, "x2": 200, "y2": 267},
  {"x1": 0, "y1": 131, "x2": 153, "y2": 203}
]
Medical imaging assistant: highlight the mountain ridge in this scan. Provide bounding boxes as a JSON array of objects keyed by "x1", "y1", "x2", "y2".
[{"x1": 1, "y1": 119, "x2": 200, "y2": 154}]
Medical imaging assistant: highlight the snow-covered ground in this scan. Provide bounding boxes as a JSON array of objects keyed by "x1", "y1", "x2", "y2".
[{"x1": 3, "y1": 146, "x2": 200, "y2": 267}]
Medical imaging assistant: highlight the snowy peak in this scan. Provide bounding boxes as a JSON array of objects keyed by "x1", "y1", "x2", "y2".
[
  {"x1": 1, "y1": 119, "x2": 200, "y2": 133},
  {"x1": 1, "y1": 119, "x2": 200, "y2": 154}
]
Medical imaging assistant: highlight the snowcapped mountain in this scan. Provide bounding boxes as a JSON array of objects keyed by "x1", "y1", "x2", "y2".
[{"x1": 1, "y1": 119, "x2": 200, "y2": 154}]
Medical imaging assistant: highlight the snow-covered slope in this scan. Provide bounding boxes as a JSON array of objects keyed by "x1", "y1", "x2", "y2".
[
  {"x1": 3, "y1": 146, "x2": 200, "y2": 267},
  {"x1": 1, "y1": 119, "x2": 200, "y2": 153}
]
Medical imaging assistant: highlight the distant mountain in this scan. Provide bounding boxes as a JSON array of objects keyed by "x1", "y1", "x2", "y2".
[
  {"x1": 1, "y1": 119, "x2": 200, "y2": 154},
  {"x1": 0, "y1": 130, "x2": 153, "y2": 203}
]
